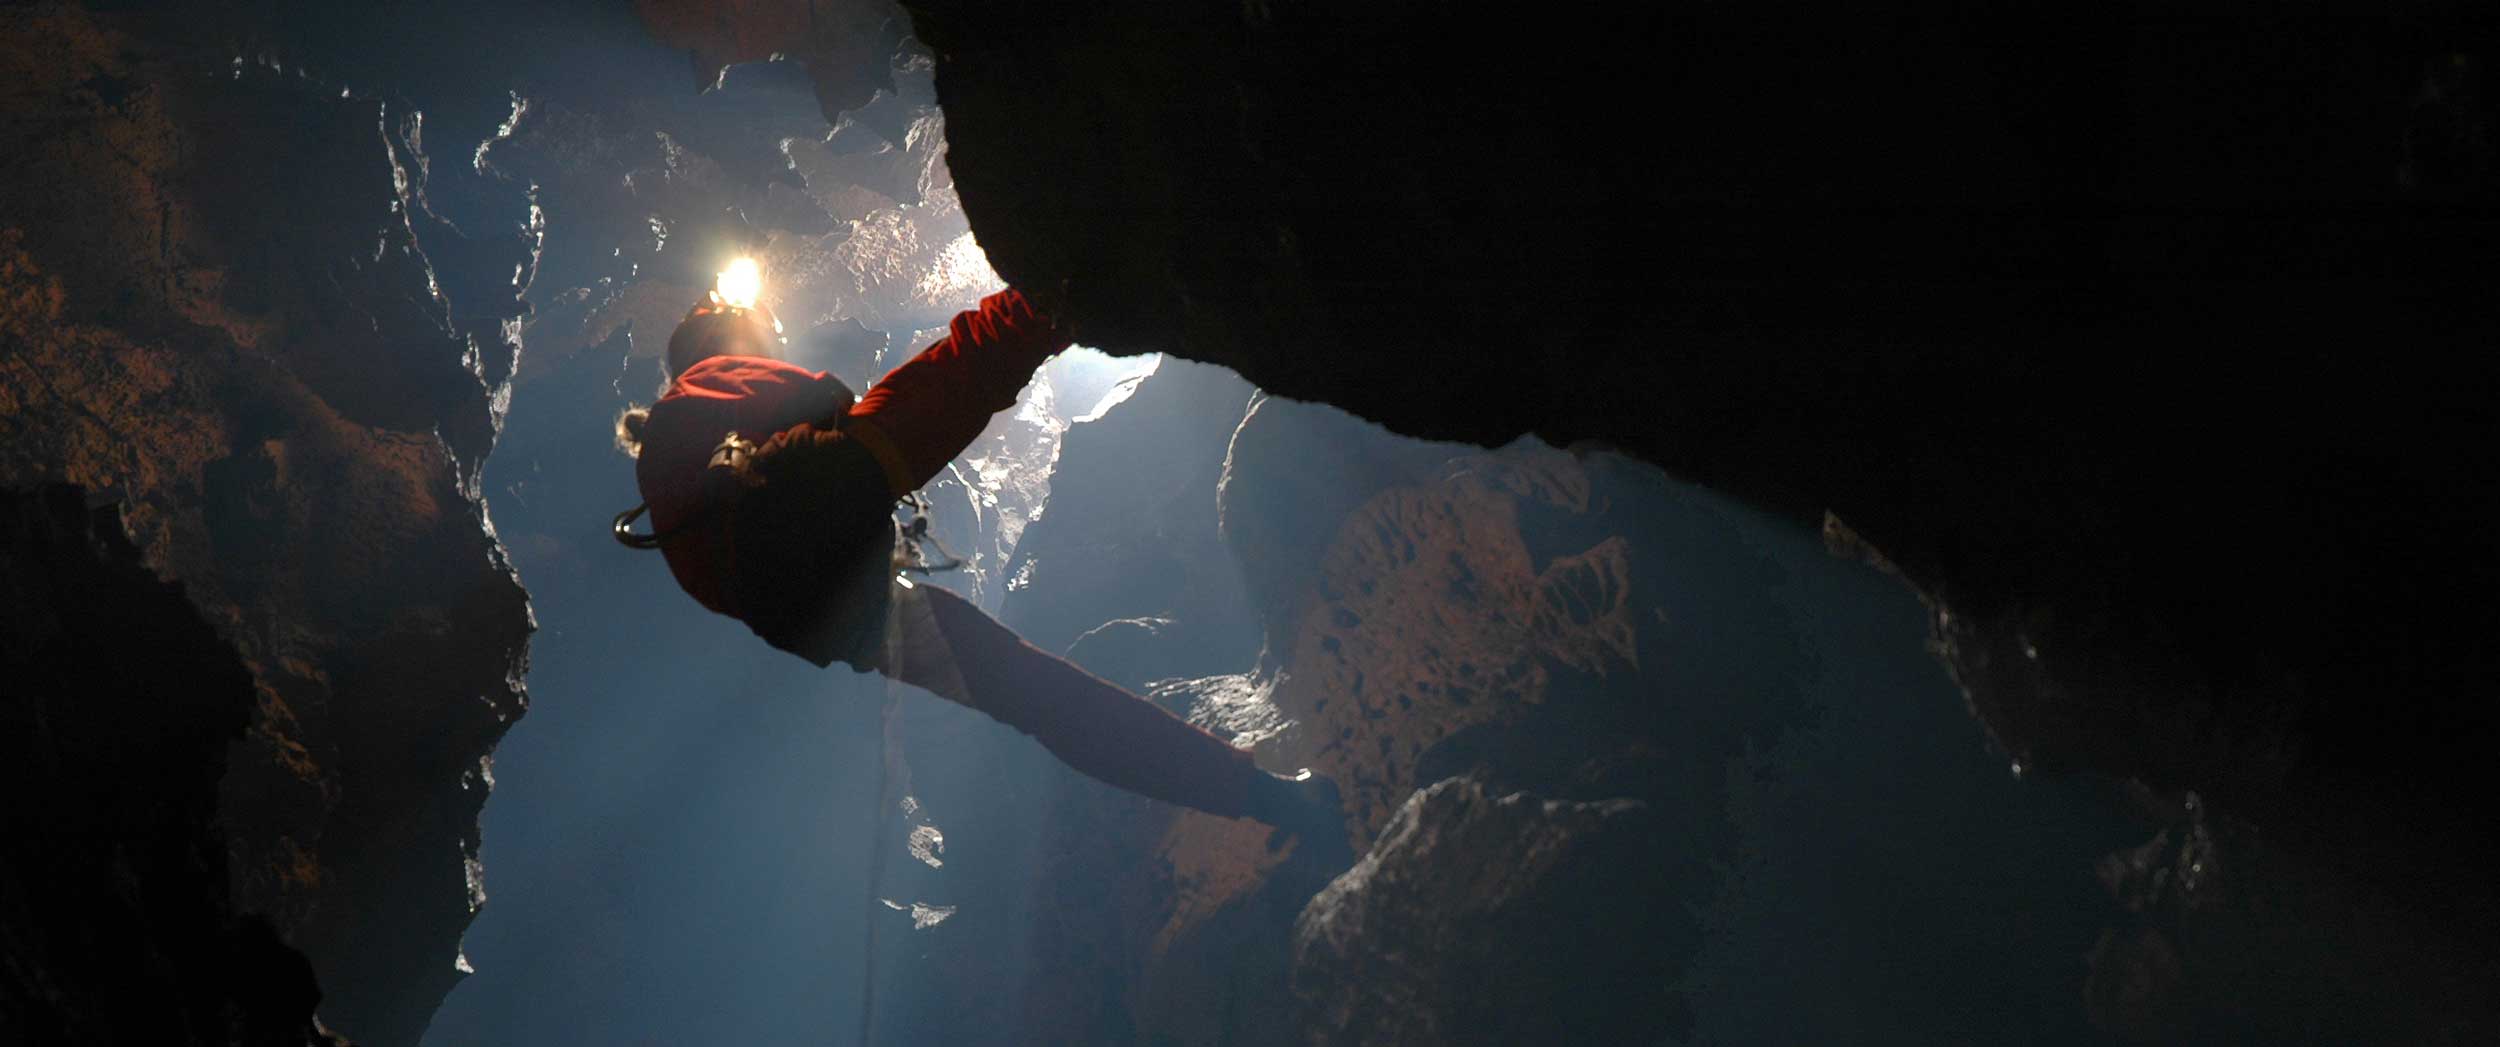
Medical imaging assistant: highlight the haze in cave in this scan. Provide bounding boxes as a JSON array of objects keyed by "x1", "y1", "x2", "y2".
[{"x1": 4, "y1": 2, "x2": 2496, "y2": 1045}]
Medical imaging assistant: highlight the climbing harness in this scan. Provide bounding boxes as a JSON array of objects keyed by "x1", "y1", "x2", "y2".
[{"x1": 614, "y1": 431, "x2": 967, "y2": 581}]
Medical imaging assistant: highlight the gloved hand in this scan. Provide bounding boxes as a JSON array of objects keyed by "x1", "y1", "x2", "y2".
[{"x1": 1249, "y1": 768, "x2": 1355, "y2": 873}]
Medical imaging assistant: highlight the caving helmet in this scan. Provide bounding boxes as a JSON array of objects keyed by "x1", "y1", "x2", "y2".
[{"x1": 665, "y1": 256, "x2": 784, "y2": 377}]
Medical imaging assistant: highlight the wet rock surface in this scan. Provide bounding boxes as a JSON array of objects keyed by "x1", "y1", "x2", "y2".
[
  {"x1": 1, "y1": 8, "x2": 533, "y2": 1043},
  {"x1": 1, "y1": 485, "x2": 345, "y2": 1046}
]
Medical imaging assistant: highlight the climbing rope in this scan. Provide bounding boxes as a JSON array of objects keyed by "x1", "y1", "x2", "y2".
[
  {"x1": 855, "y1": 677, "x2": 904, "y2": 1047},
  {"x1": 858, "y1": 494, "x2": 960, "y2": 1046}
]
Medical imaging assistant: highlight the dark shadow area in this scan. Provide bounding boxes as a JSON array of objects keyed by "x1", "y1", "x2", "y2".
[
  {"x1": 7, "y1": 3, "x2": 2495, "y2": 1045},
  {"x1": 1, "y1": 486, "x2": 341, "y2": 1046}
]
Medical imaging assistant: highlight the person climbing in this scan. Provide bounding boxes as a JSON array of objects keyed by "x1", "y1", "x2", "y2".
[{"x1": 612, "y1": 259, "x2": 1348, "y2": 856}]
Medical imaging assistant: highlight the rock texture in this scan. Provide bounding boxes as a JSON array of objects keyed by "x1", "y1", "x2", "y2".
[
  {"x1": 915, "y1": 0, "x2": 2500, "y2": 829},
  {"x1": 818, "y1": 350, "x2": 2488, "y2": 1043},
  {"x1": 434, "y1": 26, "x2": 1170, "y2": 1040},
  {"x1": 913, "y1": 0, "x2": 2500, "y2": 841},
  {"x1": 485, "y1": 35, "x2": 1093, "y2": 605},
  {"x1": 17, "y1": 2, "x2": 2465, "y2": 1040},
  {"x1": 2081, "y1": 790, "x2": 2500, "y2": 1044},
  {"x1": 1, "y1": 485, "x2": 345, "y2": 1046},
  {"x1": 658, "y1": 5, "x2": 2500, "y2": 1040},
  {"x1": 1225, "y1": 430, "x2": 1673, "y2": 839},
  {"x1": 1291, "y1": 778, "x2": 1674, "y2": 1047},
  {"x1": 0, "y1": 8, "x2": 534, "y2": 1043},
  {"x1": 890, "y1": 373, "x2": 2123, "y2": 1045},
  {"x1": 636, "y1": 0, "x2": 906, "y2": 122}
]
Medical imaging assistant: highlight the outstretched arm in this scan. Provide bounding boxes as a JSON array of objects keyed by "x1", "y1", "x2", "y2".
[{"x1": 844, "y1": 289, "x2": 1070, "y2": 496}]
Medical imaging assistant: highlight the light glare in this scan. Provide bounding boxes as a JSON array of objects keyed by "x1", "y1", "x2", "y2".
[{"x1": 716, "y1": 256, "x2": 763, "y2": 310}]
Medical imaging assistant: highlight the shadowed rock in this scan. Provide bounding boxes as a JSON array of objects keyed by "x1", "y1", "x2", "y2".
[
  {"x1": 1292, "y1": 777, "x2": 1681, "y2": 1047},
  {"x1": 1, "y1": 9, "x2": 534, "y2": 1043},
  {"x1": 658, "y1": 5, "x2": 2500, "y2": 1037},
  {"x1": 1, "y1": 485, "x2": 346, "y2": 1047}
]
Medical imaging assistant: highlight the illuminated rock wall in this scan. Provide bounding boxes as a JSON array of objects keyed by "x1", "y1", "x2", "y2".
[{"x1": 0, "y1": 9, "x2": 534, "y2": 1043}]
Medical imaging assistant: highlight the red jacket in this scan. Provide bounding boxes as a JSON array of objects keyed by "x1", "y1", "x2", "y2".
[{"x1": 635, "y1": 289, "x2": 1070, "y2": 619}]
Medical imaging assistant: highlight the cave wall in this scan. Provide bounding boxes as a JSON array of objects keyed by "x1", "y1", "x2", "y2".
[
  {"x1": 6, "y1": 1, "x2": 2482, "y2": 1040},
  {"x1": 1, "y1": 485, "x2": 344, "y2": 1045},
  {"x1": 428, "y1": 20, "x2": 1164, "y2": 1041},
  {"x1": 928, "y1": 357, "x2": 2494, "y2": 1045},
  {"x1": 655, "y1": 5, "x2": 2500, "y2": 1039},
  {"x1": 0, "y1": 8, "x2": 535, "y2": 1043},
  {"x1": 901, "y1": 1, "x2": 2500, "y2": 848},
  {"x1": 820, "y1": 350, "x2": 2133, "y2": 1045}
]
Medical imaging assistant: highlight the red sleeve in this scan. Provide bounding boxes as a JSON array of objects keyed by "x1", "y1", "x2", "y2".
[{"x1": 845, "y1": 289, "x2": 1069, "y2": 494}]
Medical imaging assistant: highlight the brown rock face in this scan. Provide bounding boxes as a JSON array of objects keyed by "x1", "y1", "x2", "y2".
[
  {"x1": 0, "y1": 8, "x2": 534, "y2": 1044},
  {"x1": 839, "y1": 347, "x2": 2489, "y2": 1043},
  {"x1": 939, "y1": 381, "x2": 1806, "y2": 1045},
  {"x1": 1248, "y1": 442, "x2": 1649, "y2": 838}
]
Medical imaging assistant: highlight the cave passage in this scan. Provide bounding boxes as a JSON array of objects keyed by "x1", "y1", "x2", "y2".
[
  {"x1": 16, "y1": 3, "x2": 2482, "y2": 1045},
  {"x1": 419, "y1": 31, "x2": 2139, "y2": 1047}
]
